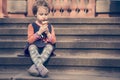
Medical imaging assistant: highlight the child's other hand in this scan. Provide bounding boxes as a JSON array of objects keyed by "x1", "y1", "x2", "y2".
[{"x1": 45, "y1": 27, "x2": 49, "y2": 34}]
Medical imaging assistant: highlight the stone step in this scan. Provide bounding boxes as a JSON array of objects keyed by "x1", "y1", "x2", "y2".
[
  {"x1": 13, "y1": 72, "x2": 120, "y2": 80},
  {"x1": 0, "y1": 24, "x2": 120, "y2": 29},
  {"x1": 0, "y1": 73, "x2": 15, "y2": 80},
  {"x1": 56, "y1": 28, "x2": 120, "y2": 35},
  {"x1": 1, "y1": 35, "x2": 120, "y2": 42},
  {"x1": 0, "y1": 35, "x2": 27, "y2": 40},
  {"x1": 0, "y1": 40, "x2": 120, "y2": 49},
  {"x1": 53, "y1": 24, "x2": 120, "y2": 29},
  {"x1": 0, "y1": 66, "x2": 120, "y2": 80},
  {"x1": 0, "y1": 66, "x2": 120, "y2": 76},
  {"x1": 0, "y1": 48, "x2": 23, "y2": 57},
  {"x1": 0, "y1": 56, "x2": 120, "y2": 67},
  {"x1": 1, "y1": 49, "x2": 120, "y2": 58},
  {"x1": 0, "y1": 18, "x2": 120, "y2": 24},
  {"x1": 0, "y1": 28, "x2": 120, "y2": 36},
  {"x1": 0, "y1": 23, "x2": 28, "y2": 29},
  {"x1": 0, "y1": 49, "x2": 120, "y2": 57},
  {"x1": 55, "y1": 49, "x2": 120, "y2": 58},
  {"x1": 0, "y1": 49, "x2": 120, "y2": 59},
  {"x1": 1, "y1": 73, "x2": 120, "y2": 80},
  {"x1": 57, "y1": 35, "x2": 120, "y2": 41}
]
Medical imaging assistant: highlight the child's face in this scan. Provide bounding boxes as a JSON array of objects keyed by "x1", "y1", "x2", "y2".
[{"x1": 36, "y1": 6, "x2": 49, "y2": 23}]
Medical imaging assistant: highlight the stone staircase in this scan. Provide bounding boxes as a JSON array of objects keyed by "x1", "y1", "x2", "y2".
[{"x1": 0, "y1": 18, "x2": 120, "y2": 80}]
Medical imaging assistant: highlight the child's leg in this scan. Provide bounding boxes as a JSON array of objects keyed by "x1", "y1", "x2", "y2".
[
  {"x1": 38, "y1": 43, "x2": 53, "y2": 64},
  {"x1": 28, "y1": 64, "x2": 39, "y2": 76},
  {"x1": 28, "y1": 44, "x2": 41, "y2": 64},
  {"x1": 28, "y1": 44, "x2": 49, "y2": 77}
]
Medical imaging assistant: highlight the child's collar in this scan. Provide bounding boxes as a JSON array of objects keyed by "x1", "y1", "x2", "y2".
[{"x1": 35, "y1": 21, "x2": 42, "y2": 27}]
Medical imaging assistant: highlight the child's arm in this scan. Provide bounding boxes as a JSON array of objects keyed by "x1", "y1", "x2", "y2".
[
  {"x1": 46, "y1": 25, "x2": 56, "y2": 44},
  {"x1": 27, "y1": 24, "x2": 40, "y2": 44},
  {"x1": 27, "y1": 24, "x2": 56, "y2": 44}
]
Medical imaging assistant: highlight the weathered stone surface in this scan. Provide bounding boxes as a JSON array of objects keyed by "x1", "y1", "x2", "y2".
[
  {"x1": 96, "y1": 0, "x2": 120, "y2": 13},
  {"x1": 7, "y1": 0, "x2": 27, "y2": 13},
  {"x1": 0, "y1": 17, "x2": 120, "y2": 79}
]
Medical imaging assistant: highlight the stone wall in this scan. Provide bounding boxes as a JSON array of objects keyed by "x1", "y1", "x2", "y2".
[
  {"x1": 6, "y1": 0, "x2": 120, "y2": 18},
  {"x1": 96, "y1": 0, "x2": 120, "y2": 13}
]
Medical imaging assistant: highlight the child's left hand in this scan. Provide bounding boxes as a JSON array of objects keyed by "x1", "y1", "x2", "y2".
[{"x1": 45, "y1": 28, "x2": 49, "y2": 34}]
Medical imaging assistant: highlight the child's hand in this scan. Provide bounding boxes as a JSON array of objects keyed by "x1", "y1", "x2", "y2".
[
  {"x1": 45, "y1": 27, "x2": 49, "y2": 34},
  {"x1": 37, "y1": 21, "x2": 48, "y2": 35}
]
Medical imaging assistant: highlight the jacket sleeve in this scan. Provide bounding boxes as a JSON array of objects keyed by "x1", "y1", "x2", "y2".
[
  {"x1": 50, "y1": 25, "x2": 56, "y2": 44},
  {"x1": 27, "y1": 24, "x2": 40, "y2": 44}
]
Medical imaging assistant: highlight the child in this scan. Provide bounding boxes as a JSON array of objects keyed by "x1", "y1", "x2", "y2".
[{"x1": 24, "y1": 0, "x2": 56, "y2": 77}]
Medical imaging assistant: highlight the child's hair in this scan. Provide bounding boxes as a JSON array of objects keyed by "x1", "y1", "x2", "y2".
[{"x1": 32, "y1": 0, "x2": 50, "y2": 15}]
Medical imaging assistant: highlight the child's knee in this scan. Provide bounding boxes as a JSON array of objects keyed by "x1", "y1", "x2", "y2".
[
  {"x1": 28, "y1": 44, "x2": 37, "y2": 51},
  {"x1": 45, "y1": 44, "x2": 53, "y2": 51}
]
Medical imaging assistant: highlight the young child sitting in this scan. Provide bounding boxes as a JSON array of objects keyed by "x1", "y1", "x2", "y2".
[{"x1": 24, "y1": 0, "x2": 56, "y2": 77}]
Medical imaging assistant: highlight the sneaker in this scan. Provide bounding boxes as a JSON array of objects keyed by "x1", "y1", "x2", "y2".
[
  {"x1": 28, "y1": 64, "x2": 39, "y2": 77},
  {"x1": 37, "y1": 64, "x2": 49, "y2": 77}
]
